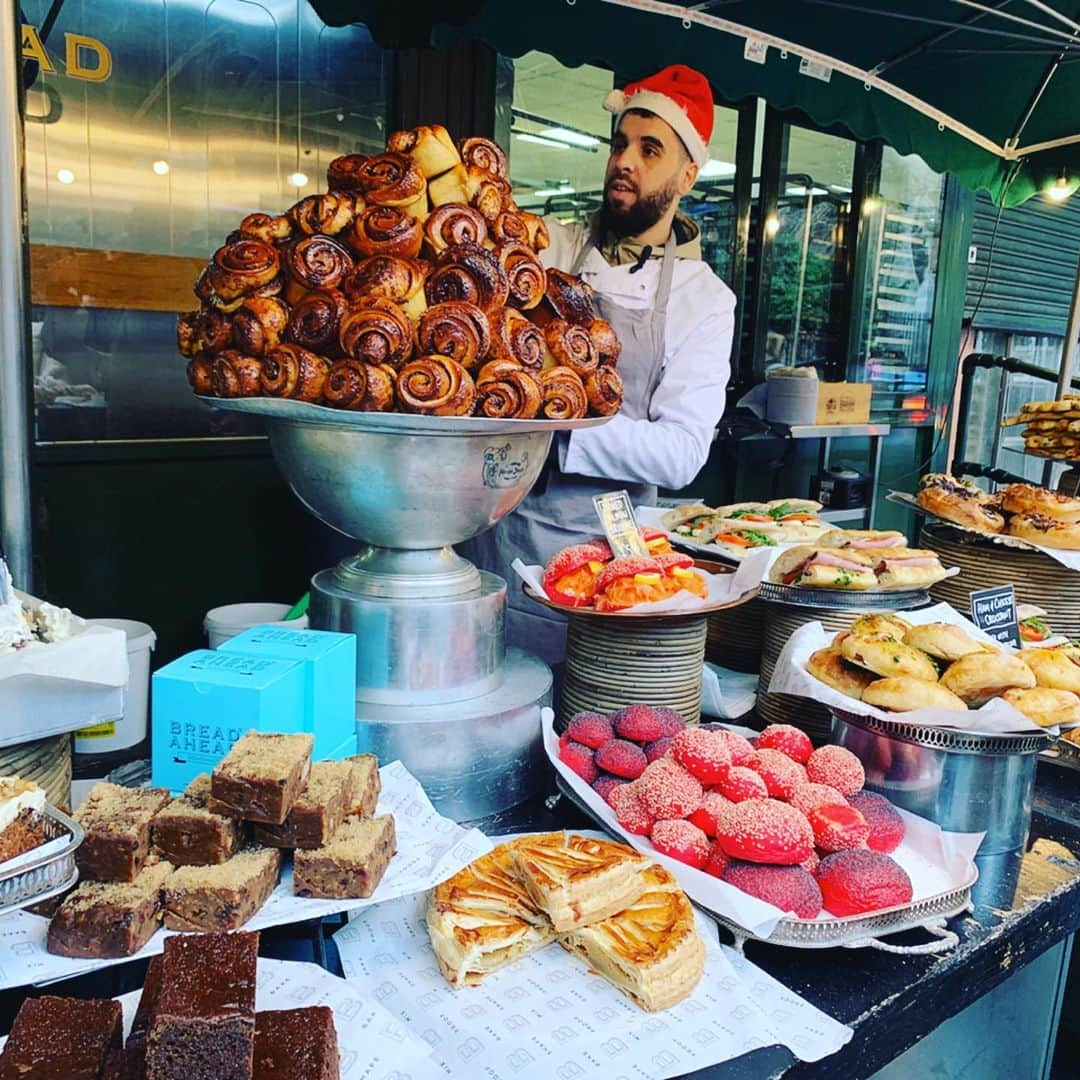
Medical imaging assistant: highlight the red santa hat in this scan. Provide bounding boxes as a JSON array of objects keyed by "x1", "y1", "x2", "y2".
[{"x1": 603, "y1": 64, "x2": 713, "y2": 167}]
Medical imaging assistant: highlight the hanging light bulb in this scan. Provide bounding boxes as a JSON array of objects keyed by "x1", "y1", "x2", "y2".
[
  {"x1": 1046, "y1": 169, "x2": 1076, "y2": 203},
  {"x1": 288, "y1": 171, "x2": 309, "y2": 188}
]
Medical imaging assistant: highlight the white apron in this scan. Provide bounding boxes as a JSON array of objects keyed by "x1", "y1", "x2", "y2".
[{"x1": 465, "y1": 237, "x2": 677, "y2": 664}]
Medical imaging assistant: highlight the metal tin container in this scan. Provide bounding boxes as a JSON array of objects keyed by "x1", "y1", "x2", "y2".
[
  {"x1": 832, "y1": 709, "x2": 1048, "y2": 856},
  {"x1": 921, "y1": 522, "x2": 1080, "y2": 639},
  {"x1": 0, "y1": 804, "x2": 83, "y2": 917}
]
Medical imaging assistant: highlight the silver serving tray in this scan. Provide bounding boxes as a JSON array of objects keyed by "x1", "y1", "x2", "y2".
[
  {"x1": 0, "y1": 804, "x2": 83, "y2": 917},
  {"x1": 758, "y1": 580, "x2": 932, "y2": 610},
  {"x1": 205, "y1": 395, "x2": 613, "y2": 435},
  {"x1": 556, "y1": 776, "x2": 975, "y2": 953}
]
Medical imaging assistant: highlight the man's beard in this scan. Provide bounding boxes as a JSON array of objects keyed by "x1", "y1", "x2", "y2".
[{"x1": 598, "y1": 176, "x2": 680, "y2": 239}]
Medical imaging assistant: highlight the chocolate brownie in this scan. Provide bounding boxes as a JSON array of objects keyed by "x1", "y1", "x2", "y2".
[
  {"x1": 126, "y1": 954, "x2": 164, "y2": 1074},
  {"x1": 345, "y1": 754, "x2": 380, "y2": 818},
  {"x1": 146, "y1": 930, "x2": 257, "y2": 1080},
  {"x1": 293, "y1": 814, "x2": 396, "y2": 899},
  {"x1": 252, "y1": 760, "x2": 356, "y2": 850},
  {"x1": 253, "y1": 1007, "x2": 340, "y2": 1079},
  {"x1": 74, "y1": 781, "x2": 172, "y2": 882},
  {"x1": 209, "y1": 733, "x2": 313, "y2": 825},
  {"x1": 163, "y1": 845, "x2": 281, "y2": 931},
  {"x1": 103, "y1": 1048, "x2": 138, "y2": 1080},
  {"x1": 0, "y1": 995, "x2": 122, "y2": 1079},
  {"x1": 47, "y1": 859, "x2": 174, "y2": 958},
  {"x1": 153, "y1": 774, "x2": 242, "y2": 866}
]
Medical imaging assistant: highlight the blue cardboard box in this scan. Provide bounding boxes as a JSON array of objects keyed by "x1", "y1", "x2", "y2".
[
  {"x1": 219, "y1": 626, "x2": 356, "y2": 758},
  {"x1": 151, "y1": 650, "x2": 305, "y2": 792}
]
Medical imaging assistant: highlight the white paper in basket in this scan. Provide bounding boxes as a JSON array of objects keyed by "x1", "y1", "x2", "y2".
[
  {"x1": 0, "y1": 761, "x2": 493, "y2": 992},
  {"x1": 0, "y1": 958, "x2": 434, "y2": 1079},
  {"x1": 544, "y1": 711, "x2": 984, "y2": 939},
  {"x1": 333, "y1": 855, "x2": 853, "y2": 1075},
  {"x1": 767, "y1": 601, "x2": 1050, "y2": 733},
  {"x1": 512, "y1": 546, "x2": 768, "y2": 613}
]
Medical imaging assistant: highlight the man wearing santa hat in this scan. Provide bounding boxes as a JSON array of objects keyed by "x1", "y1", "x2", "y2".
[{"x1": 468, "y1": 64, "x2": 735, "y2": 663}]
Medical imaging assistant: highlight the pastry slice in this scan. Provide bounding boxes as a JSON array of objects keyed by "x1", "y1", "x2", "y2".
[
  {"x1": 426, "y1": 840, "x2": 555, "y2": 988},
  {"x1": 558, "y1": 862, "x2": 705, "y2": 1012},
  {"x1": 509, "y1": 831, "x2": 650, "y2": 933}
]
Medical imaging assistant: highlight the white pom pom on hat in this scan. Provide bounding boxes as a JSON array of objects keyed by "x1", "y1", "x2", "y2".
[{"x1": 601, "y1": 64, "x2": 713, "y2": 167}]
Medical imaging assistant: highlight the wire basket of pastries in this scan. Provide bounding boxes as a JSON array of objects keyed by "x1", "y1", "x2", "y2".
[
  {"x1": 178, "y1": 126, "x2": 622, "y2": 421},
  {"x1": 1002, "y1": 393, "x2": 1080, "y2": 461}
]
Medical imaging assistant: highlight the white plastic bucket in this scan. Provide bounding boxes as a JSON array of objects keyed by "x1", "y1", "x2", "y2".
[
  {"x1": 75, "y1": 619, "x2": 156, "y2": 755},
  {"x1": 203, "y1": 603, "x2": 309, "y2": 649}
]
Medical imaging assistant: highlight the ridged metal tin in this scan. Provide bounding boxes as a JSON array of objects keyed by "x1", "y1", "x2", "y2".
[{"x1": 0, "y1": 804, "x2": 83, "y2": 917}]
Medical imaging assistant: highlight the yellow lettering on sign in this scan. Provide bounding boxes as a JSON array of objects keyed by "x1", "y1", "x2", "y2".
[
  {"x1": 21, "y1": 25, "x2": 55, "y2": 73},
  {"x1": 65, "y1": 33, "x2": 112, "y2": 82}
]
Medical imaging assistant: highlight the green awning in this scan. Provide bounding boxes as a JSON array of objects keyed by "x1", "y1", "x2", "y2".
[{"x1": 309, "y1": 0, "x2": 1080, "y2": 207}]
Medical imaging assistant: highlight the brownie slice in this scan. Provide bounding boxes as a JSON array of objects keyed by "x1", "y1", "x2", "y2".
[
  {"x1": 126, "y1": 954, "x2": 164, "y2": 1075},
  {"x1": 153, "y1": 774, "x2": 243, "y2": 866},
  {"x1": 0, "y1": 995, "x2": 122, "y2": 1079},
  {"x1": 146, "y1": 930, "x2": 258, "y2": 1080},
  {"x1": 74, "y1": 781, "x2": 172, "y2": 882},
  {"x1": 210, "y1": 733, "x2": 313, "y2": 825},
  {"x1": 163, "y1": 845, "x2": 281, "y2": 931},
  {"x1": 103, "y1": 1048, "x2": 138, "y2": 1080},
  {"x1": 253, "y1": 1007, "x2": 340, "y2": 1079},
  {"x1": 47, "y1": 859, "x2": 174, "y2": 958},
  {"x1": 346, "y1": 754, "x2": 380, "y2": 818},
  {"x1": 293, "y1": 814, "x2": 396, "y2": 899},
  {"x1": 252, "y1": 760, "x2": 356, "y2": 850}
]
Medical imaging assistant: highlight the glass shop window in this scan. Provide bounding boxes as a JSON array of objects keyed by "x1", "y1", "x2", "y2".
[
  {"x1": 764, "y1": 124, "x2": 855, "y2": 372},
  {"x1": 507, "y1": 51, "x2": 741, "y2": 283},
  {"x1": 23, "y1": 0, "x2": 391, "y2": 443},
  {"x1": 855, "y1": 147, "x2": 945, "y2": 415}
]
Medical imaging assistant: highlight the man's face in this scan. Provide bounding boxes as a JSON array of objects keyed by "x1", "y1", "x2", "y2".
[{"x1": 602, "y1": 111, "x2": 697, "y2": 237}]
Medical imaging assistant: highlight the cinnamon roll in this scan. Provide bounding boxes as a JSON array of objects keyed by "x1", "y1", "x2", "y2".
[
  {"x1": 342, "y1": 255, "x2": 429, "y2": 305},
  {"x1": 283, "y1": 234, "x2": 354, "y2": 298},
  {"x1": 324, "y1": 358, "x2": 396, "y2": 411},
  {"x1": 584, "y1": 364, "x2": 624, "y2": 416},
  {"x1": 417, "y1": 301, "x2": 491, "y2": 372},
  {"x1": 186, "y1": 357, "x2": 214, "y2": 396},
  {"x1": 496, "y1": 242, "x2": 546, "y2": 310},
  {"x1": 177, "y1": 311, "x2": 199, "y2": 357},
  {"x1": 522, "y1": 212, "x2": 549, "y2": 252},
  {"x1": 466, "y1": 167, "x2": 512, "y2": 224},
  {"x1": 539, "y1": 366, "x2": 588, "y2": 420},
  {"x1": 476, "y1": 360, "x2": 542, "y2": 419},
  {"x1": 232, "y1": 297, "x2": 289, "y2": 357},
  {"x1": 425, "y1": 242, "x2": 509, "y2": 313},
  {"x1": 287, "y1": 192, "x2": 357, "y2": 237},
  {"x1": 338, "y1": 298, "x2": 415, "y2": 367},
  {"x1": 424, "y1": 203, "x2": 488, "y2": 256},
  {"x1": 487, "y1": 308, "x2": 545, "y2": 372},
  {"x1": 387, "y1": 125, "x2": 461, "y2": 179},
  {"x1": 353, "y1": 152, "x2": 427, "y2": 208},
  {"x1": 194, "y1": 265, "x2": 214, "y2": 302},
  {"x1": 287, "y1": 289, "x2": 348, "y2": 356},
  {"x1": 347, "y1": 205, "x2": 424, "y2": 259},
  {"x1": 261, "y1": 344, "x2": 330, "y2": 402},
  {"x1": 588, "y1": 319, "x2": 622, "y2": 367},
  {"x1": 428, "y1": 165, "x2": 470, "y2": 208},
  {"x1": 208, "y1": 239, "x2": 281, "y2": 301},
  {"x1": 193, "y1": 308, "x2": 234, "y2": 355},
  {"x1": 396, "y1": 355, "x2": 477, "y2": 416},
  {"x1": 545, "y1": 319, "x2": 599, "y2": 377},
  {"x1": 326, "y1": 154, "x2": 369, "y2": 192},
  {"x1": 458, "y1": 137, "x2": 508, "y2": 179},
  {"x1": 211, "y1": 350, "x2": 263, "y2": 398},
  {"x1": 239, "y1": 212, "x2": 292, "y2": 245},
  {"x1": 491, "y1": 210, "x2": 548, "y2": 252},
  {"x1": 532, "y1": 267, "x2": 598, "y2": 327}
]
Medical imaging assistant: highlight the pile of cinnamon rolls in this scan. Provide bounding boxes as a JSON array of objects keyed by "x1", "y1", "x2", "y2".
[{"x1": 179, "y1": 125, "x2": 623, "y2": 420}]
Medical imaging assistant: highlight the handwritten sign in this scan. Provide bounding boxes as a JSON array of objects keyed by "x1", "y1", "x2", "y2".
[
  {"x1": 593, "y1": 491, "x2": 649, "y2": 558},
  {"x1": 970, "y1": 585, "x2": 1021, "y2": 648}
]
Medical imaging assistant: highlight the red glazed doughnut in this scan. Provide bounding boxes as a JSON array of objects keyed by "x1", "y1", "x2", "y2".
[
  {"x1": 848, "y1": 791, "x2": 906, "y2": 853},
  {"x1": 716, "y1": 766, "x2": 769, "y2": 803},
  {"x1": 595, "y1": 739, "x2": 647, "y2": 780},
  {"x1": 609, "y1": 782, "x2": 653, "y2": 836},
  {"x1": 757, "y1": 724, "x2": 814, "y2": 764},
  {"x1": 566, "y1": 711, "x2": 613, "y2": 750},
  {"x1": 638, "y1": 758, "x2": 704, "y2": 820},
  {"x1": 612, "y1": 703, "x2": 665, "y2": 743},
  {"x1": 749, "y1": 748, "x2": 808, "y2": 800},
  {"x1": 671, "y1": 728, "x2": 732, "y2": 785},
  {"x1": 717, "y1": 798, "x2": 814, "y2": 865},
  {"x1": 558, "y1": 739, "x2": 597, "y2": 784},
  {"x1": 806, "y1": 745, "x2": 865, "y2": 796},
  {"x1": 687, "y1": 791, "x2": 735, "y2": 837},
  {"x1": 816, "y1": 849, "x2": 913, "y2": 916},
  {"x1": 788, "y1": 782, "x2": 848, "y2": 817},
  {"x1": 807, "y1": 803, "x2": 871, "y2": 852},
  {"x1": 722, "y1": 861, "x2": 823, "y2": 918},
  {"x1": 651, "y1": 819, "x2": 710, "y2": 869}
]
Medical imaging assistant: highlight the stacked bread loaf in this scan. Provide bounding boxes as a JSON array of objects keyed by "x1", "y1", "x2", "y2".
[{"x1": 179, "y1": 125, "x2": 623, "y2": 419}]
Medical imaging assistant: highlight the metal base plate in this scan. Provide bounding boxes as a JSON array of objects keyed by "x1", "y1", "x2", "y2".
[{"x1": 355, "y1": 648, "x2": 553, "y2": 821}]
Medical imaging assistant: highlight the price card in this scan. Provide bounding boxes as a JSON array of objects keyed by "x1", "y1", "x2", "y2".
[
  {"x1": 593, "y1": 491, "x2": 649, "y2": 558},
  {"x1": 970, "y1": 585, "x2": 1021, "y2": 648}
]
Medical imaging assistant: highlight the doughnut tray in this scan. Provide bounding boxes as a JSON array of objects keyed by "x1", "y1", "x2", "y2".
[
  {"x1": 556, "y1": 778, "x2": 976, "y2": 955},
  {"x1": 0, "y1": 804, "x2": 83, "y2": 917}
]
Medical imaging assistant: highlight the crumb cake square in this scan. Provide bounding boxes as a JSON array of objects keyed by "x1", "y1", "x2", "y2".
[
  {"x1": 253, "y1": 759, "x2": 356, "y2": 850},
  {"x1": 210, "y1": 732, "x2": 313, "y2": 825},
  {"x1": 74, "y1": 782, "x2": 172, "y2": 882},
  {"x1": 163, "y1": 844, "x2": 281, "y2": 931},
  {"x1": 345, "y1": 754, "x2": 380, "y2": 818},
  {"x1": 152, "y1": 774, "x2": 242, "y2": 866},
  {"x1": 293, "y1": 814, "x2": 396, "y2": 899}
]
